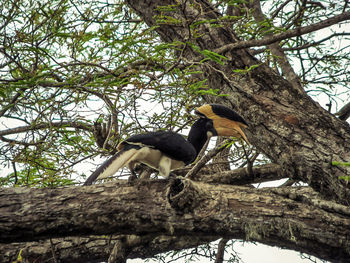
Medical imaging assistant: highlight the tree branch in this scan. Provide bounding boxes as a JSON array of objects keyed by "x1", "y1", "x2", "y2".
[
  {"x1": 0, "y1": 234, "x2": 218, "y2": 263},
  {"x1": 0, "y1": 180, "x2": 349, "y2": 262},
  {"x1": 174, "y1": 163, "x2": 284, "y2": 185},
  {"x1": 196, "y1": 163, "x2": 284, "y2": 185},
  {"x1": 0, "y1": 121, "x2": 93, "y2": 136},
  {"x1": 214, "y1": 11, "x2": 350, "y2": 53},
  {"x1": 186, "y1": 139, "x2": 229, "y2": 179},
  {"x1": 335, "y1": 101, "x2": 350, "y2": 121},
  {"x1": 251, "y1": 0, "x2": 303, "y2": 92},
  {"x1": 215, "y1": 238, "x2": 229, "y2": 263}
]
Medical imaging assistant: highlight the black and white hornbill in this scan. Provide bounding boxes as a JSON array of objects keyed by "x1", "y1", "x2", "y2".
[{"x1": 83, "y1": 104, "x2": 248, "y2": 185}]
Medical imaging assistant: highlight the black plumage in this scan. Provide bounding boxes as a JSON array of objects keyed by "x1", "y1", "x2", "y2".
[{"x1": 122, "y1": 131, "x2": 196, "y2": 165}]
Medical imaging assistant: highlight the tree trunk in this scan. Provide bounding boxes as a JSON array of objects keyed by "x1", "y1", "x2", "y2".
[
  {"x1": 125, "y1": 0, "x2": 350, "y2": 205},
  {"x1": 0, "y1": 180, "x2": 349, "y2": 262}
]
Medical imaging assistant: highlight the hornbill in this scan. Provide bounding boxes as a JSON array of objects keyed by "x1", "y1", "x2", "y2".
[{"x1": 83, "y1": 104, "x2": 248, "y2": 185}]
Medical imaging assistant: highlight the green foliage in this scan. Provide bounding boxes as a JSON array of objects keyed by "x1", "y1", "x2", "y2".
[
  {"x1": 0, "y1": 0, "x2": 347, "y2": 177},
  {"x1": 233, "y1": 64, "x2": 262, "y2": 74},
  {"x1": 0, "y1": 0, "x2": 207, "y2": 186},
  {"x1": 332, "y1": 161, "x2": 350, "y2": 167},
  {"x1": 0, "y1": 166, "x2": 76, "y2": 188},
  {"x1": 333, "y1": 162, "x2": 350, "y2": 181},
  {"x1": 339, "y1": 176, "x2": 350, "y2": 182},
  {"x1": 190, "y1": 43, "x2": 228, "y2": 65},
  {"x1": 155, "y1": 3, "x2": 182, "y2": 25}
]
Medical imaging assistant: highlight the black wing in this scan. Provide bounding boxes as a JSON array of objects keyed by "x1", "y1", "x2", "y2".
[{"x1": 123, "y1": 131, "x2": 196, "y2": 165}]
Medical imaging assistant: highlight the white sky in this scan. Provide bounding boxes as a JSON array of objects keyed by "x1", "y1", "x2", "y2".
[{"x1": 129, "y1": 241, "x2": 326, "y2": 263}]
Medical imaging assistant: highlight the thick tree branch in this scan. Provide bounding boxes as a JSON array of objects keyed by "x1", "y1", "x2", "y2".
[
  {"x1": 196, "y1": 163, "x2": 284, "y2": 185},
  {"x1": 214, "y1": 11, "x2": 350, "y2": 53},
  {"x1": 0, "y1": 234, "x2": 218, "y2": 263},
  {"x1": 174, "y1": 163, "x2": 284, "y2": 185},
  {"x1": 0, "y1": 180, "x2": 349, "y2": 262}
]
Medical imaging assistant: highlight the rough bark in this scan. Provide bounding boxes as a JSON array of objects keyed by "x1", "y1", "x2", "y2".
[
  {"x1": 0, "y1": 234, "x2": 217, "y2": 263},
  {"x1": 175, "y1": 163, "x2": 284, "y2": 185},
  {"x1": 0, "y1": 180, "x2": 349, "y2": 262},
  {"x1": 125, "y1": 0, "x2": 350, "y2": 205}
]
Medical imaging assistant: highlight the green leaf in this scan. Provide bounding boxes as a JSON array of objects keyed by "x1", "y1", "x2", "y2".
[
  {"x1": 339, "y1": 176, "x2": 350, "y2": 181},
  {"x1": 201, "y1": 49, "x2": 227, "y2": 65},
  {"x1": 233, "y1": 64, "x2": 261, "y2": 74},
  {"x1": 332, "y1": 161, "x2": 350, "y2": 167},
  {"x1": 188, "y1": 43, "x2": 228, "y2": 65}
]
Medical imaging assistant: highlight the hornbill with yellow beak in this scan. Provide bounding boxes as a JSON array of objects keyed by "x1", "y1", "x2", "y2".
[{"x1": 83, "y1": 104, "x2": 248, "y2": 185}]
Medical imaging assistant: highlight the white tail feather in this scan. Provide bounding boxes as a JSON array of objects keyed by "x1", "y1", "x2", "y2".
[{"x1": 96, "y1": 148, "x2": 138, "y2": 180}]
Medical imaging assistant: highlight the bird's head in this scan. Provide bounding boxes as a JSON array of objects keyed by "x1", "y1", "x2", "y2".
[
  {"x1": 189, "y1": 117, "x2": 217, "y2": 138},
  {"x1": 195, "y1": 104, "x2": 249, "y2": 143}
]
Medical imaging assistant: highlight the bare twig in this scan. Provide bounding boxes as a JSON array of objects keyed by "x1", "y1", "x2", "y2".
[
  {"x1": 280, "y1": 178, "x2": 296, "y2": 187},
  {"x1": 343, "y1": 0, "x2": 349, "y2": 13},
  {"x1": 12, "y1": 161, "x2": 18, "y2": 185},
  {"x1": 49, "y1": 238, "x2": 58, "y2": 263},
  {"x1": 196, "y1": 136, "x2": 211, "y2": 161},
  {"x1": 186, "y1": 139, "x2": 229, "y2": 180},
  {"x1": 215, "y1": 238, "x2": 229, "y2": 263}
]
